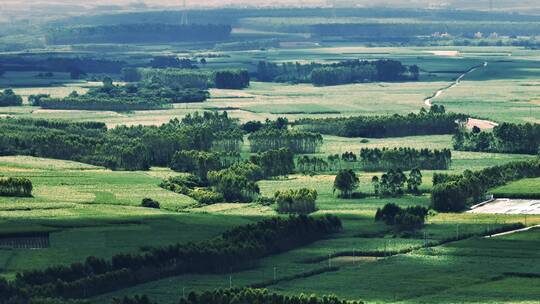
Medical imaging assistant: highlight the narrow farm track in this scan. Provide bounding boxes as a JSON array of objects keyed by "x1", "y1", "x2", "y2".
[
  {"x1": 423, "y1": 61, "x2": 499, "y2": 130},
  {"x1": 484, "y1": 225, "x2": 540, "y2": 238},
  {"x1": 424, "y1": 62, "x2": 489, "y2": 107}
]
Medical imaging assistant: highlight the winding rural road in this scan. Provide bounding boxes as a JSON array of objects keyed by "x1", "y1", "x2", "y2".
[
  {"x1": 424, "y1": 61, "x2": 499, "y2": 129},
  {"x1": 424, "y1": 61, "x2": 488, "y2": 107}
]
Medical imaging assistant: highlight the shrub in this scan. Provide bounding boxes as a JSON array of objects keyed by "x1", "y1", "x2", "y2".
[{"x1": 141, "y1": 198, "x2": 160, "y2": 209}]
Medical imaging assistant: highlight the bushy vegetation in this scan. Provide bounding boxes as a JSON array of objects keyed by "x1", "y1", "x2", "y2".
[
  {"x1": 248, "y1": 129, "x2": 323, "y2": 153},
  {"x1": 12, "y1": 215, "x2": 341, "y2": 299},
  {"x1": 275, "y1": 188, "x2": 318, "y2": 214},
  {"x1": 0, "y1": 89, "x2": 23, "y2": 106},
  {"x1": 0, "y1": 177, "x2": 33, "y2": 197},
  {"x1": 359, "y1": 148, "x2": 451, "y2": 171},
  {"x1": 375, "y1": 203, "x2": 428, "y2": 231},
  {"x1": 46, "y1": 24, "x2": 232, "y2": 44},
  {"x1": 453, "y1": 122, "x2": 540, "y2": 155},
  {"x1": 298, "y1": 109, "x2": 465, "y2": 138},
  {"x1": 257, "y1": 59, "x2": 418, "y2": 86},
  {"x1": 431, "y1": 159, "x2": 540, "y2": 212}
]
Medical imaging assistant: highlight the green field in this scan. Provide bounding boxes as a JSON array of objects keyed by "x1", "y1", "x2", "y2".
[
  {"x1": 1, "y1": 25, "x2": 539, "y2": 304},
  {"x1": 492, "y1": 177, "x2": 540, "y2": 198}
]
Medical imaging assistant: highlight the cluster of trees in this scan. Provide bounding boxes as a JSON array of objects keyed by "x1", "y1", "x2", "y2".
[
  {"x1": 130, "y1": 68, "x2": 250, "y2": 90},
  {"x1": 275, "y1": 188, "x2": 318, "y2": 214},
  {"x1": 431, "y1": 159, "x2": 540, "y2": 212},
  {"x1": 257, "y1": 59, "x2": 418, "y2": 86},
  {"x1": 359, "y1": 148, "x2": 452, "y2": 171},
  {"x1": 166, "y1": 148, "x2": 294, "y2": 204},
  {"x1": 208, "y1": 163, "x2": 261, "y2": 203},
  {"x1": 169, "y1": 150, "x2": 239, "y2": 181},
  {"x1": 134, "y1": 68, "x2": 210, "y2": 89},
  {"x1": 0, "y1": 177, "x2": 33, "y2": 197},
  {"x1": 297, "y1": 156, "x2": 330, "y2": 173},
  {"x1": 248, "y1": 129, "x2": 323, "y2": 153},
  {"x1": 333, "y1": 169, "x2": 360, "y2": 198},
  {"x1": 39, "y1": 79, "x2": 209, "y2": 111},
  {"x1": 298, "y1": 109, "x2": 465, "y2": 138},
  {"x1": 0, "y1": 89, "x2": 23, "y2": 106},
  {"x1": 453, "y1": 123, "x2": 540, "y2": 155},
  {"x1": 375, "y1": 203, "x2": 428, "y2": 231},
  {"x1": 372, "y1": 168, "x2": 423, "y2": 197},
  {"x1": 13, "y1": 215, "x2": 341, "y2": 299},
  {"x1": 0, "y1": 112, "x2": 243, "y2": 171},
  {"x1": 214, "y1": 70, "x2": 250, "y2": 89},
  {"x1": 46, "y1": 24, "x2": 232, "y2": 44},
  {"x1": 250, "y1": 148, "x2": 295, "y2": 178}
]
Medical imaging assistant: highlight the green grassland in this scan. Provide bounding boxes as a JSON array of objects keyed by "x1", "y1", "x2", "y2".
[{"x1": 491, "y1": 177, "x2": 540, "y2": 198}]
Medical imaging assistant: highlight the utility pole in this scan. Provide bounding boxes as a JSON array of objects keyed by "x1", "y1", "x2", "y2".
[
  {"x1": 181, "y1": 0, "x2": 188, "y2": 25},
  {"x1": 328, "y1": 253, "x2": 332, "y2": 268}
]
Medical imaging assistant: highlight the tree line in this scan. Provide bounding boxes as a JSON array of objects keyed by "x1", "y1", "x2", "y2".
[
  {"x1": 0, "y1": 55, "x2": 125, "y2": 74},
  {"x1": 0, "y1": 177, "x2": 33, "y2": 197},
  {"x1": 114, "y1": 287, "x2": 364, "y2": 304},
  {"x1": 297, "y1": 108, "x2": 465, "y2": 138},
  {"x1": 453, "y1": 122, "x2": 540, "y2": 155},
  {"x1": 129, "y1": 68, "x2": 250, "y2": 90},
  {"x1": 431, "y1": 159, "x2": 540, "y2": 212},
  {"x1": 359, "y1": 147, "x2": 452, "y2": 171},
  {"x1": 46, "y1": 24, "x2": 232, "y2": 45},
  {"x1": 38, "y1": 78, "x2": 209, "y2": 111},
  {"x1": 0, "y1": 112, "x2": 244, "y2": 171},
  {"x1": 257, "y1": 59, "x2": 419, "y2": 86},
  {"x1": 11, "y1": 215, "x2": 341, "y2": 300},
  {"x1": 248, "y1": 129, "x2": 323, "y2": 153}
]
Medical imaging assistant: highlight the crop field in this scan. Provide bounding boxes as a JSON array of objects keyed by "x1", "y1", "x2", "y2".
[{"x1": 0, "y1": 6, "x2": 539, "y2": 303}]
